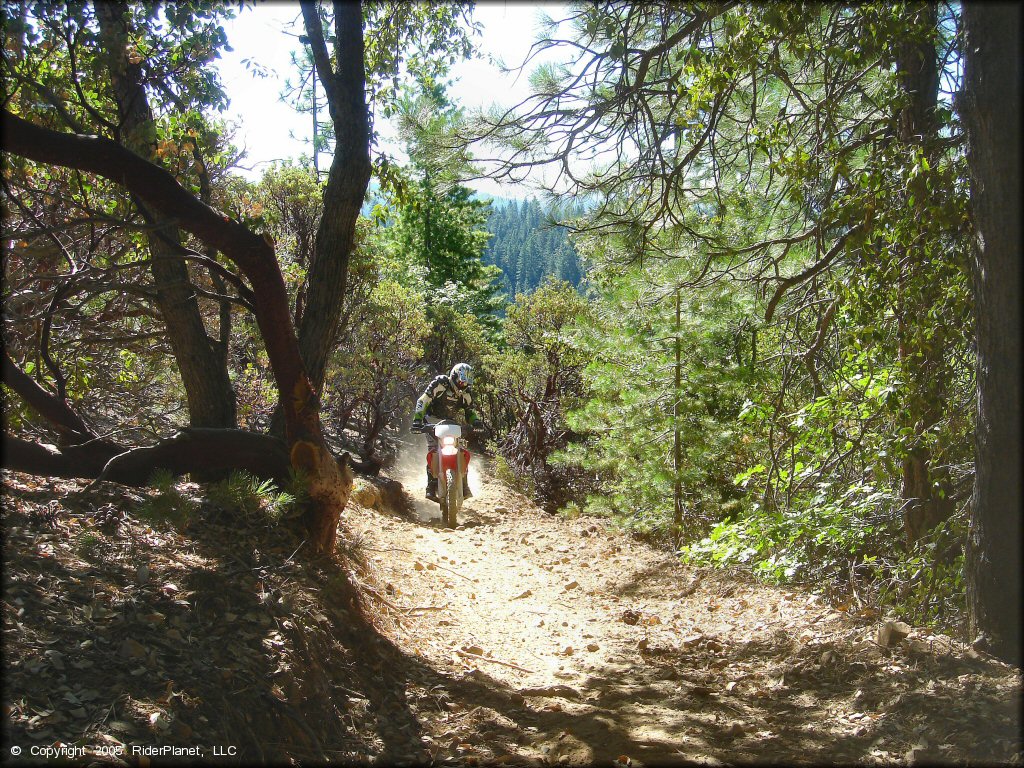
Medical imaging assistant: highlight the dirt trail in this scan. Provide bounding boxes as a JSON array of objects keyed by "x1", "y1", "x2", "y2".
[
  {"x1": 348, "y1": 455, "x2": 1022, "y2": 766},
  {"x1": 2, "y1": 463, "x2": 1018, "y2": 766}
]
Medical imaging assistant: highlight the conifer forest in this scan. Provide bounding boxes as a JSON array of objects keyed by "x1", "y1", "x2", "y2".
[{"x1": 2, "y1": 2, "x2": 1020, "y2": 764}]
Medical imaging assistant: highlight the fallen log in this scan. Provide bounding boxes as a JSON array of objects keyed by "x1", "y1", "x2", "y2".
[
  {"x1": 3, "y1": 429, "x2": 291, "y2": 486},
  {"x1": 3, "y1": 435, "x2": 124, "y2": 480}
]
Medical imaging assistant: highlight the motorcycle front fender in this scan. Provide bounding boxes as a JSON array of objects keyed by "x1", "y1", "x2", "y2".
[{"x1": 441, "y1": 447, "x2": 459, "y2": 473}]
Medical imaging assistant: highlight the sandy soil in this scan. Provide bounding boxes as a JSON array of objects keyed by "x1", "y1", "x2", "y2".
[{"x1": 345, "y1": 452, "x2": 1023, "y2": 766}]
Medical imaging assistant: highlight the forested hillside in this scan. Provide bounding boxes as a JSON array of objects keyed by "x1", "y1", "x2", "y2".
[
  {"x1": 481, "y1": 198, "x2": 586, "y2": 296},
  {"x1": 1, "y1": 1, "x2": 1020, "y2": 763}
]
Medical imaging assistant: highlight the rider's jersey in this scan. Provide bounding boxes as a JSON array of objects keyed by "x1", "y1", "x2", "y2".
[{"x1": 415, "y1": 374, "x2": 479, "y2": 425}]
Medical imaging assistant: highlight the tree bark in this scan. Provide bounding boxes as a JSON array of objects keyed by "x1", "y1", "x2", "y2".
[
  {"x1": 672, "y1": 287, "x2": 684, "y2": 546},
  {"x1": 297, "y1": 1, "x2": 372, "y2": 394},
  {"x1": 961, "y1": 2, "x2": 1022, "y2": 666},
  {"x1": 95, "y1": 1, "x2": 236, "y2": 430},
  {"x1": 894, "y1": 3, "x2": 952, "y2": 544},
  {"x1": 3, "y1": 430, "x2": 292, "y2": 486},
  {"x1": 3, "y1": 347, "x2": 101, "y2": 445},
  {"x1": 267, "y1": 1, "x2": 372, "y2": 438},
  {"x1": 2, "y1": 111, "x2": 351, "y2": 555}
]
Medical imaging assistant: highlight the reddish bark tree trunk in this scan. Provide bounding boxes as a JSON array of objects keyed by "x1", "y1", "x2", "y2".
[
  {"x1": 267, "y1": 2, "x2": 372, "y2": 440},
  {"x1": 2, "y1": 111, "x2": 351, "y2": 555},
  {"x1": 295, "y1": 1, "x2": 372, "y2": 395}
]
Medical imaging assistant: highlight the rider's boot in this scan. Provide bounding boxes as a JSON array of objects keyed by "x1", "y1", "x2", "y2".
[
  {"x1": 462, "y1": 475, "x2": 472, "y2": 499},
  {"x1": 425, "y1": 471, "x2": 438, "y2": 502}
]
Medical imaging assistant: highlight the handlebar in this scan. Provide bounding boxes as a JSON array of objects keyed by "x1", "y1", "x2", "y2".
[{"x1": 412, "y1": 420, "x2": 474, "y2": 435}]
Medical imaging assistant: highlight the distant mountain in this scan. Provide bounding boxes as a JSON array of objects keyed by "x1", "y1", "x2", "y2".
[
  {"x1": 481, "y1": 198, "x2": 586, "y2": 297},
  {"x1": 361, "y1": 186, "x2": 586, "y2": 296}
]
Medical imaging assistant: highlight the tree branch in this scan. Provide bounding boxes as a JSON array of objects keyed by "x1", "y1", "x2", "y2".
[
  {"x1": 2, "y1": 346, "x2": 97, "y2": 443},
  {"x1": 763, "y1": 224, "x2": 861, "y2": 323}
]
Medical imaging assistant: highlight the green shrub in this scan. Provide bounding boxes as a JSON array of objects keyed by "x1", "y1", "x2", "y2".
[
  {"x1": 682, "y1": 481, "x2": 901, "y2": 581},
  {"x1": 73, "y1": 530, "x2": 103, "y2": 558},
  {"x1": 137, "y1": 469, "x2": 197, "y2": 529},
  {"x1": 206, "y1": 471, "x2": 297, "y2": 523}
]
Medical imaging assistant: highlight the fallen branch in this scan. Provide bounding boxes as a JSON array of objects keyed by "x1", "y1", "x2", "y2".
[
  {"x1": 455, "y1": 649, "x2": 535, "y2": 673},
  {"x1": 405, "y1": 605, "x2": 448, "y2": 614},
  {"x1": 362, "y1": 546, "x2": 476, "y2": 583}
]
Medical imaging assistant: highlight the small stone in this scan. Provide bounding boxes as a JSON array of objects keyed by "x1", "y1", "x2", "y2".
[
  {"x1": 876, "y1": 621, "x2": 912, "y2": 648},
  {"x1": 44, "y1": 650, "x2": 65, "y2": 670},
  {"x1": 724, "y1": 722, "x2": 745, "y2": 738}
]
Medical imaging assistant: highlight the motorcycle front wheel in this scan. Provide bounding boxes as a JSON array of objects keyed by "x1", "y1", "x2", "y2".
[{"x1": 443, "y1": 468, "x2": 463, "y2": 528}]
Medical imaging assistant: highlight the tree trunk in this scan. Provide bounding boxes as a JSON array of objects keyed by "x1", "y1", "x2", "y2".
[
  {"x1": 961, "y1": 2, "x2": 1022, "y2": 666},
  {"x1": 2, "y1": 112, "x2": 352, "y2": 556},
  {"x1": 268, "y1": 1, "x2": 372, "y2": 438},
  {"x1": 95, "y1": 1, "x2": 236, "y2": 430},
  {"x1": 3, "y1": 430, "x2": 292, "y2": 486},
  {"x1": 672, "y1": 288, "x2": 684, "y2": 546},
  {"x1": 296, "y1": 1, "x2": 372, "y2": 394},
  {"x1": 3, "y1": 347, "x2": 102, "y2": 446},
  {"x1": 894, "y1": 3, "x2": 950, "y2": 544}
]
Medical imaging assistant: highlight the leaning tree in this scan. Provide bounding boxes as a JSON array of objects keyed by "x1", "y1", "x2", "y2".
[{"x1": 2, "y1": 0, "x2": 476, "y2": 555}]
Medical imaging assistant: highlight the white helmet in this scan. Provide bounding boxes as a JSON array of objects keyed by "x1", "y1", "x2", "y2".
[{"x1": 450, "y1": 362, "x2": 473, "y2": 389}]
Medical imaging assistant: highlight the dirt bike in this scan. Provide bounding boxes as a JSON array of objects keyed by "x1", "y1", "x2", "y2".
[{"x1": 414, "y1": 419, "x2": 471, "y2": 528}]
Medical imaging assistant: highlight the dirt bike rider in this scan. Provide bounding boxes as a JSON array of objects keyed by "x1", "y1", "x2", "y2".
[{"x1": 412, "y1": 363, "x2": 480, "y2": 501}]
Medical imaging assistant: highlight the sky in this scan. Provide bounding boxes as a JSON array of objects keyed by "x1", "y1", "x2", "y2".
[{"x1": 217, "y1": 2, "x2": 565, "y2": 198}]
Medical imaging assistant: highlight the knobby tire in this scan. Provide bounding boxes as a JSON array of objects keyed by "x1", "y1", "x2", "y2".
[{"x1": 444, "y1": 468, "x2": 462, "y2": 528}]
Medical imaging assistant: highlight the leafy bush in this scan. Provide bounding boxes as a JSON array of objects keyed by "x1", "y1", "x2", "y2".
[
  {"x1": 683, "y1": 479, "x2": 901, "y2": 577},
  {"x1": 870, "y1": 509, "x2": 967, "y2": 631},
  {"x1": 682, "y1": 477, "x2": 967, "y2": 632}
]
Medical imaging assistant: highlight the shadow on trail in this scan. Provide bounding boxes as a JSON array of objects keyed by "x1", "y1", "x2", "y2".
[
  {"x1": 6, "y1": 475, "x2": 1018, "y2": 766},
  {"x1": 341, "y1": 466, "x2": 1020, "y2": 764},
  {"x1": 356, "y1": 614, "x2": 1020, "y2": 766}
]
